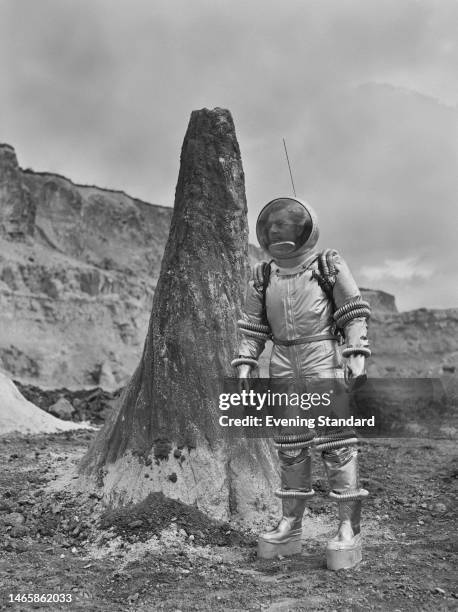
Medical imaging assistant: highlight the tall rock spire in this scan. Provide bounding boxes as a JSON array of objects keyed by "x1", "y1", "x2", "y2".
[{"x1": 79, "y1": 108, "x2": 278, "y2": 520}]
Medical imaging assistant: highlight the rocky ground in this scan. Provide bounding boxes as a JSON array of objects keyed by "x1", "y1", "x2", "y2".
[{"x1": 0, "y1": 421, "x2": 457, "y2": 611}]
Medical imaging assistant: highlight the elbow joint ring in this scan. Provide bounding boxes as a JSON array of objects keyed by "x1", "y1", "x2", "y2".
[
  {"x1": 231, "y1": 357, "x2": 258, "y2": 368},
  {"x1": 342, "y1": 346, "x2": 372, "y2": 358},
  {"x1": 334, "y1": 300, "x2": 371, "y2": 330},
  {"x1": 237, "y1": 319, "x2": 271, "y2": 341}
]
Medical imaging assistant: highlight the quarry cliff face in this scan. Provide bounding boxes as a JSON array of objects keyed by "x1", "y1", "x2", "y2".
[
  {"x1": 0, "y1": 144, "x2": 172, "y2": 388},
  {"x1": 0, "y1": 144, "x2": 456, "y2": 389}
]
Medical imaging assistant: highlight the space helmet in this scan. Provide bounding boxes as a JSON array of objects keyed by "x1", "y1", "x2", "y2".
[{"x1": 256, "y1": 197, "x2": 319, "y2": 260}]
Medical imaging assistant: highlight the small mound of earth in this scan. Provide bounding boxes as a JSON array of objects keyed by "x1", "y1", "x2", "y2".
[{"x1": 100, "y1": 492, "x2": 255, "y2": 547}]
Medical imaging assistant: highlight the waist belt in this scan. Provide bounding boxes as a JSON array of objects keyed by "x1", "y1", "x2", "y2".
[{"x1": 273, "y1": 333, "x2": 339, "y2": 346}]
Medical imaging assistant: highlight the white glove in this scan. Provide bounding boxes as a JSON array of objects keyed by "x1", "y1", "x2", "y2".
[{"x1": 344, "y1": 354, "x2": 367, "y2": 390}]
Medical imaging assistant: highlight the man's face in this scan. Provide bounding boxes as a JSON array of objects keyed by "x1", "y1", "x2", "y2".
[{"x1": 267, "y1": 210, "x2": 302, "y2": 245}]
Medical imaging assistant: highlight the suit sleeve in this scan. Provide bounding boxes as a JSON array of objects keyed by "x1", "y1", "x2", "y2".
[
  {"x1": 237, "y1": 278, "x2": 270, "y2": 363},
  {"x1": 332, "y1": 252, "x2": 371, "y2": 356}
]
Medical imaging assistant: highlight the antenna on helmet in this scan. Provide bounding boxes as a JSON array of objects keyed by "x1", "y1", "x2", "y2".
[{"x1": 283, "y1": 138, "x2": 297, "y2": 198}]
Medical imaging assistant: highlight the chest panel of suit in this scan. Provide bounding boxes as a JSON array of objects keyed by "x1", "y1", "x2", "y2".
[{"x1": 265, "y1": 267, "x2": 334, "y2": 340}]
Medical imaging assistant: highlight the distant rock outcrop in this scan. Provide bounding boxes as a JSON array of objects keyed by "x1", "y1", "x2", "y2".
[
  {"x1": 360, "y1": 288, "x2": 397, "y2": 313},
  {"x1": 367, "y1": 307, "x2": 458, "y2": 378}
]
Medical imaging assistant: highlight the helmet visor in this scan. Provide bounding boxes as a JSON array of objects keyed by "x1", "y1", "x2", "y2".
[{"x1": 256, "y1": 198, "x2": 314, "y2": 256}]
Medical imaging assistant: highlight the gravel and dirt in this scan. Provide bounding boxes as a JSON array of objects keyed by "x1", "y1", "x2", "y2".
[{"x1": 0, "y1": 421, "x2": 457, "y2": 611}]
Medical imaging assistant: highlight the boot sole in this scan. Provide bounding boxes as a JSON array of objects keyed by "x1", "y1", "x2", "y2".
[{"x1": 257, "y1": 536, "x2": 302, "y2": 559}]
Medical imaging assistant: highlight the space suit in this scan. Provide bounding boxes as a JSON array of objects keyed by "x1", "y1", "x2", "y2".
[{"x1": 232, "y1": 197, "x2": 371, "y2": 570}]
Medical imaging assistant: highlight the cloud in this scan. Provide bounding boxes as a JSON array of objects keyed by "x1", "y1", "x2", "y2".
[
  {"x1": 359, "y1": 256, "x2": 434, "y2": 282},
  {"x1": 0, "y1": 0, "x2": 456, "y2": 308}
]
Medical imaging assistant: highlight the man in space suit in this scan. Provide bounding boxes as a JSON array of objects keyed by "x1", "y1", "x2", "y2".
[{"x1": 231, "y1": 197, "x2": 371, "y2": 570}]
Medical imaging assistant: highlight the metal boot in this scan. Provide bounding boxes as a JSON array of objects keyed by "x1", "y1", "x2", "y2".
[
  {"x1": 322, "y1": 446, "x2": 368, "y2": 570},
  {"x1": 326, "y1": 498, "x2": 363, "y2": 569},
  {"x1": 258, "y1": 448, "x2": 314, "y2": 559}
]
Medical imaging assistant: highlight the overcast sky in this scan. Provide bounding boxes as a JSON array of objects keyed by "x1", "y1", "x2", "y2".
[{"x1": 1, "y1": 0, "x2": 457, "y2": 310}]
